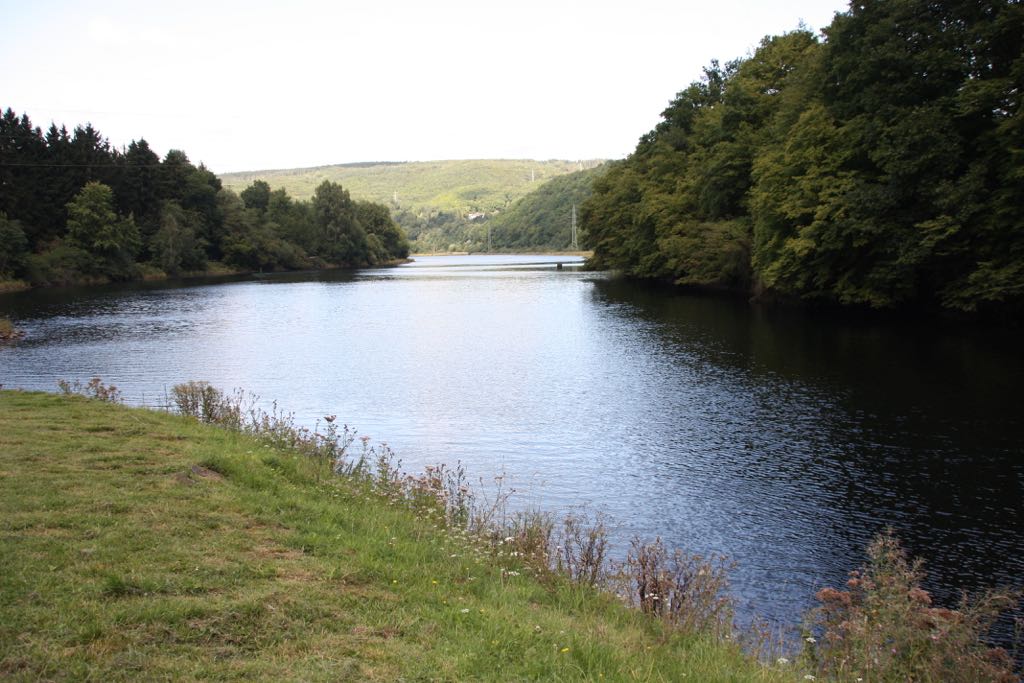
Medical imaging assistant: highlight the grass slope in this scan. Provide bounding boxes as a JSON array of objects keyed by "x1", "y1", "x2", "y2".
[
  {"x1": 220, "y1": 160, "x2": 599, "y2": 213},
  {"x1": 0, "y1": 391, "x2": 787, "y2": 682}
]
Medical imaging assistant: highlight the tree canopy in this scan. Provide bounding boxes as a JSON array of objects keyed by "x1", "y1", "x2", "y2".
[
  {"x1": 582, "y1": 0, "x2": 1024, "y2": 316},
  {"x1": 0, "y1": 111, "x2": 410, "y2": 287}
]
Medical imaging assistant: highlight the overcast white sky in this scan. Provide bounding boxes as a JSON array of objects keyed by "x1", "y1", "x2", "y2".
[{"x1": 2, "y1": 0, "x2": 849, "y2": 173}]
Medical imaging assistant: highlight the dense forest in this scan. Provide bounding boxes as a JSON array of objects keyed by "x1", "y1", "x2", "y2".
[
  {"x1": 0, "y1": 111, "x2": 409, "y2": 288},
  {"x1": 582, "y1": 0, "x2": 1023, "y2": 315}
]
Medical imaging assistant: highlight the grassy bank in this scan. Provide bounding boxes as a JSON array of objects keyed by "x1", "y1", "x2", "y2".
[{"x1": 0, "y1": 391, "x2": 787, "y2": 681}]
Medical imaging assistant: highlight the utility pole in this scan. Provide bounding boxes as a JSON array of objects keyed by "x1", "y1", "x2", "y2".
[{"x1": 570, "y1": 203, "x2": 578, "y2": 251}]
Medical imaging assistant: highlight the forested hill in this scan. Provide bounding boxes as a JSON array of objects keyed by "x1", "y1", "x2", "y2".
[
  {"x1": 0, "y1": 111, "x2": 409, "y2": 289},
  {"x1": 220, "y1": 160, "x2": 604, "y2": 253},
  {"x1": 487, "y1": 166, "x2": 607, "y2": 252},
  {"x1": 582, "y1": 0, "x2": 1023, "y2": 317}
]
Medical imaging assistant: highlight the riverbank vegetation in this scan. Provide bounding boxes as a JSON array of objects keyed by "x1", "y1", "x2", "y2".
[
  {"x1": 0, "y1": 110, "x2": 409, "y2": 289},
  {"x1": 2, "y1": 385, "x2": 1019, "y2": 681},
  {"x1": 0, "y1": 388, "x2": 783, "y2": 681},
  {"x1": 582, "y1": 0, "x2": 1023, "y2": 318}
]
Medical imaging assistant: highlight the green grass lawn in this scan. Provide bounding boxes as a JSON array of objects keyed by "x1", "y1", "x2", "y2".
[{"x1": 0, "y1": 391, "x2": 791, "y2": 681}]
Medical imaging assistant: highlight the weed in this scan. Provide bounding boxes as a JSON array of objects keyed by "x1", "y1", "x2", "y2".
[
  {"x1": 619, "y1": 537, "x2": 735, "y2": 639},
  {"x1": 56, "y1": 377, "x2": 122, "y2": 403},
  {"x1": 802, "y1": 529, "x2": 1021, "y2": 682},
  {"x1": 556, "y1": 510, "x2": 609, "y2": 588},
  {"x1": 503, "y1": 509, "x2": 555, "y2": 572},
  {"x1": 170, "y1": 380, "x2": 231, "y2": 423}
]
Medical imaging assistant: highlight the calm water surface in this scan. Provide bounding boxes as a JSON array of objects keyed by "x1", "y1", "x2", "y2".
[{"x1": 2, "y1": 254, "x2": 1022, "y2": 631}]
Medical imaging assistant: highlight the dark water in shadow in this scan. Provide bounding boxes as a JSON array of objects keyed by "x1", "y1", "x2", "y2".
[{"x1": 2, "y1": 254, "x2": 1021, "y2": 635}]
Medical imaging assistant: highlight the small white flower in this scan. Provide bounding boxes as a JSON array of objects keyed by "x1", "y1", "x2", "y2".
[
  {"x1": 805, "y1": 636, "x2": 817, "y2": 644},
  {"x1": 776, "y1": 657, "x2": 790, "y2": 665},
  {"x1": 459, "y1": 608, "x2": 470, "y2": 613},
  {"x1": 804, "y1": 676, "x2": 816, "y2": 681}
]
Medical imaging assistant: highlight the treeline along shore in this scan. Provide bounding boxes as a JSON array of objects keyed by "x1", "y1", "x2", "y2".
[
  {"x1": 0, "y1": 109, "x2": 410, "y2": 292},
  {"x1": 581, "y1": 0, "x2": 1023, "y2": 320}
]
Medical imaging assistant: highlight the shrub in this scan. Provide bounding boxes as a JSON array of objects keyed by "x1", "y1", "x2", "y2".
[
  {"x1": 0, "y1": 317, "x2": 24, "y2": 341},
  {"x1": 619, "y1": 537, "x2": 735, "y2": 638},
  {"x1": 803, "y1": 530, "x2": 1020, "y2": 682},
  {"x1": 556, "y1": 510, "x2": 609, "y2": 588},
  {"x1": 56, "y1": 377, "x2": 122, "y2": 403}
]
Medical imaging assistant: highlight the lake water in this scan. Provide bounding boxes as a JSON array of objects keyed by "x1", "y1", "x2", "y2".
[{"x1": 2, "y1": 254, "x2": 1022, "y2": 634}]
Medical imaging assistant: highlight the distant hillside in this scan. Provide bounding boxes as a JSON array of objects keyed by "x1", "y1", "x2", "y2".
[
  {"x1": 488, "y1": 166, "x2": 607, "y2": 252},
  {"x1": 220, "y1": 159, "x2": 605, "y2": 253}
]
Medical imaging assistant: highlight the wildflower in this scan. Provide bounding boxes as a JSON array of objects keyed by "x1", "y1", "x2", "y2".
[
  {"x1": 460, "y1": 608, "x2": 470, "y2": 614},
  {"x1": 804, "y1": 676, "x2": 816, "y2": 681},
  {"x1": 805, "y1": 636, "x2": 817, "y2": 644},
  {"x1": 560, "y1": 647, "x2": 570, "y2": 653},
  {"x1": 776, "y1": 657, "x2": 790, "y2": 665},
  {"x1": 431, "y1": 580, "x2": 438, "y2": 584}
]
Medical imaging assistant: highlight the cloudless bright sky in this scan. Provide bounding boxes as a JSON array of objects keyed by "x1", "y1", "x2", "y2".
[{"x1": 2, "y1": 0, "x2": 849, "y2": 173}]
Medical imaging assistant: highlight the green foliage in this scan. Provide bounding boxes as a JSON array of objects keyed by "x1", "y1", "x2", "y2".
[
  {"x1": 487, "y1": 167, "x2": 606, "y2": 251},
  {"x1": 24, "y1": 244, "x2": 100, "y2": 287},
  {"x1": 583, "y1": 1, "x2": 1024, "y2": 317},
  {"x1": 240, "y1": 179, "x2": 271, "y2": 212},
  {"x1": 312, "y1": 180, "x2": 370, "y2": 265},
  {"x1": 0, "y1": 212, "x2": 28, "y2": 278},
  {"x1": 218, "y1": 190, "x2": 308, "y2": 271},
  {"x1": 0, "y1": 108, "x2": 410, "y2": 287},
  {"x1": 65, "y1": 182, "x2": 141, "y2": 280},
  {"x1": 221, "y1": 159, "x2": 604, "y2": 253},
  {"x1": 150, "y1": 201, "x2": 207, "y2": 275},
  {"x1": 356, "y1": 200, "x2": 410, "y2": 261}
]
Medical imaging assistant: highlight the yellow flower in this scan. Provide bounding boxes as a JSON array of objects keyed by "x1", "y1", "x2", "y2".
[{"x1": 560, "y1": 647, "x2": 570, "y2": 653}]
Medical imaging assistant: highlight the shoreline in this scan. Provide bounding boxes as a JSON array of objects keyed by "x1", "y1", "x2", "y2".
[{"x1": 0, "y1": 389, "x2": 784, "y2": 681}]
